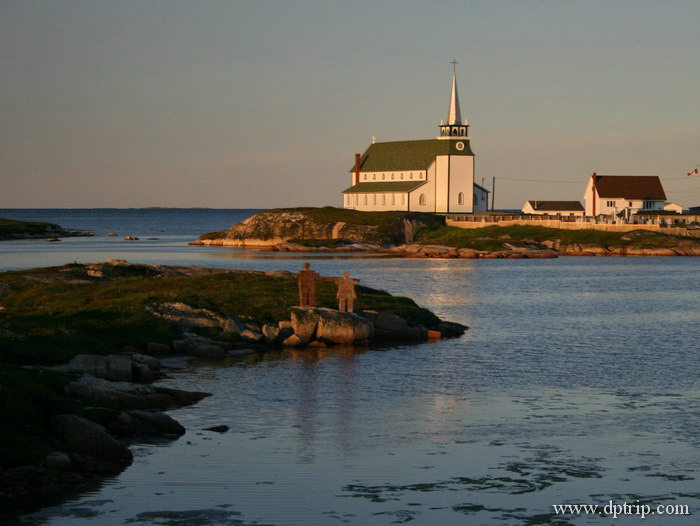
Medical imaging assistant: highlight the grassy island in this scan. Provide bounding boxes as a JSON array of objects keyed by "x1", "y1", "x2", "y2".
[
  {"x1": 0, "y1": 262, "x2": 441, "y2": 473},
  {"x1": 0, "y1": 218, "x2": 64, "y2": 240}
]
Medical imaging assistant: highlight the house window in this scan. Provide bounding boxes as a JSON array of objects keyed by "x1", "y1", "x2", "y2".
[
  {"x1": 629, "y1": 201, "x2": 633, "y2": 207},
  {"x1": 643, "y1": 201, "x2": 655, "y2": 209},
  {"x1": 401, "y1": 194, "x2": 405, "y2": 205},
  {"x1": 606, "y1": 201, "x2": 615, "y2": 207},
  {"x1": 419, "y1": 194, "x2": 426, "y2": 206},
  {"x1": 458, "y1": 192, "x2": 464, "y2": 205}
]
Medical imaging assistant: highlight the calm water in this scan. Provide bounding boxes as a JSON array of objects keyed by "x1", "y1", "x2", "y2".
[{"x1": 3, "y1": 210, "x2": 700, "y2": 525}]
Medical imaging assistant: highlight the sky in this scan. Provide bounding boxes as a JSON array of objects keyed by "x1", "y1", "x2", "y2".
[{"x1": 1, "y1": 0, "x2": 699, "y2": 209}]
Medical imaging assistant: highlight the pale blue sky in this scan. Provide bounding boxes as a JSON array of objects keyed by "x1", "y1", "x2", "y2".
[{"x1": 2, "y1": 0, "x2": 699, "y2": 208}]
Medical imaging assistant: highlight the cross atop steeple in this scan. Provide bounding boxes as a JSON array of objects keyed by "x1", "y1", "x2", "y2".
[{"x1": 451, "y1": 59, "x2": 458, "y2": 74}]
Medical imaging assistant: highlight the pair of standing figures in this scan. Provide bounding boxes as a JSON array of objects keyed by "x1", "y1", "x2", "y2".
[{"x1": 296, "y1": 263, "x2": 356, "y2": 312}]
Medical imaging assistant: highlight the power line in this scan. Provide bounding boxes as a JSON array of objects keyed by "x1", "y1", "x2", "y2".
[{"x1": 497, "y1": 177, "x2": 583, "y2": 184}]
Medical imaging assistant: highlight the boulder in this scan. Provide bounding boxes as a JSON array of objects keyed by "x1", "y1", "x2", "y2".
[
  {"x1": 64, "y1": 376, "x2": 210, "y2": 410},
  {"x1": 457, "y1": 248, "x2": 480, "y2": 259},
  {"x1": 106, "y1": 410, "x2": 185, "y2": 438},
  {"x1": 131, "y1": 353, "x2": 161, "y2": 371},
  {"x1": 50, "y1": 414, "x2": 132, "y2": 474},
  {"x1": 315, "y1": 308, "x2": 373, "y2": 344},
  {"x1": 290, "y1": 308, "x2": 320, "y2": 345},
  {"x1": 42, "y1": 451, "x2": 72, "y2": 472},
  {"x1": 358, "y1": 311, "x2": 423, "y2": 340},
  {"x1": 240, "y1": 329, "x2": 264, "y2": 343},
  {"x1": 62, "y1": 354, "x2": 133, "y2": 382},
  {"x1": 416, "y1": 245, "x2": 458, "y2": 258},
  {"x1": 145, "y1": 302, "x2": 224, "y2": 328},
  {"x1": 281, "y1": 333, "x2": 304, "y2": 347}
]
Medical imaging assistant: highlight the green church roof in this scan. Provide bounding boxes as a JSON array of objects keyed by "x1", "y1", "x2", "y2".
[
  {"x1": 342, "y1": 181, "x2": 427, "y2": 194},
  {"x1": 349, "y1": 139, "x2": 474, "y2": 173}
]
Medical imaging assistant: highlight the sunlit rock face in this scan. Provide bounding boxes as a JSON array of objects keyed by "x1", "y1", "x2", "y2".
[{"x1": 191, "y1": 208, "x2": 438, "y2": 247}]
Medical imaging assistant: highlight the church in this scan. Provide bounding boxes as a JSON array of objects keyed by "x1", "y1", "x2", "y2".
[{"x1": 342, "y1": 66, "x2": 489, "y2": 214}]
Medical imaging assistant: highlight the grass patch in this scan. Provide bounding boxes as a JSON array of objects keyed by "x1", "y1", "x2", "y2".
[
  {"x1": 415, "y1": 224, "x2": 695, "y2": 249},
  {"x1": 0, "y1": 264, "x2": 439, "y2": 366}
]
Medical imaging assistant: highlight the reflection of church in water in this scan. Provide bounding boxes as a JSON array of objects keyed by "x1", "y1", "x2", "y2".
[{"x1": 343, "y1": 63, "x2": 489, "y2": 214}]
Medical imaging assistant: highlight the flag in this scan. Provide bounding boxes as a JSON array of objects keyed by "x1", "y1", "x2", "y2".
[{"x1": 688, "y1": 168, "x2": 699, "y2": 176}]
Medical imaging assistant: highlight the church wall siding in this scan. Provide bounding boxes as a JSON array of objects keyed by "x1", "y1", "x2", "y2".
[
  {"x1": 447, "y1": 155, "x2": 474, "y2": 213},
  {"x1": 434, "y1": 156, "x2": 450, "y2": 213}
]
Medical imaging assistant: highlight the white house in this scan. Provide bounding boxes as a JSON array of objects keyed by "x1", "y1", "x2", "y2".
[
  {"x1": 522, "y1": 200, "x2": 584, "y2": 217},
  {"x1": 663, "y1": 202, "x2": 684, "y2": 214},
  {"x1": 583, "y1": 173, "x2": 667, "y2": 217},
  {"x1": 342, "y1": 67, "x2": 489, "y2": 214}
]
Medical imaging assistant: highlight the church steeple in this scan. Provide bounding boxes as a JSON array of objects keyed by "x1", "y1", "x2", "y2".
[{"x1": 439, "y1": 60, "x2": 469, "y2": 139}]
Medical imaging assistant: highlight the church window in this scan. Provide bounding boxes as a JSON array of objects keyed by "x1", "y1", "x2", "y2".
[
  {"x1": 371, "y1": 194, "x2": 376, "y2": 205},
  {"x1": 419, "y1": 194, "x2": 426, "y2": 206},
  {"x1": 401, "y1": 194, "x2": 405, "y2": 205},
  {"x1": 363, "y1": 174, "x2": 367, "y2": 180},
  {"x1": 354, "y1": 194, "x2": 358, "y2": 205},
  {"x1": 452, "y1": 128, "x2": 458, "y2": 136},
  {"x1": 400, "y1": 174, "x2": 404, "y2": 180},
  {"x1": 391, "y1": 174, "x2": 395, "y2": 180},
  {"x1": 391, "y1": 193, "x2": 395, "y2": 205},
  {"x1": 458, "y1": 192, "x2": 464, "y2": 205},
  {"x1": 362, "y1": 194, "x2": 367, "y2": 205},
  {"x1": 373, "y1": 174, "x2": 376, "y2": 180},
  {"x1": 381, "y1": 194, "x2": 385, "y2": 205},
  {"x1": 410, "y1": 174, "x2": 413, "y2": 179},
  {"x1": 382, "y1": 174, "x2": 385, "y2": 180},
  {"x1": 460, "y1": 129, "x2": 465, "y2": 136}
]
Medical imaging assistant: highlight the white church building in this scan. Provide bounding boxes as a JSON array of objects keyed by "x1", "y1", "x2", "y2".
[{"x1": 342, "y1": 67, "x2": 489, "y2": 214}]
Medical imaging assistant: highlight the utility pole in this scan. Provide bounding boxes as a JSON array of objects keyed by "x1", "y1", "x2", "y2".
[{"x1": 491, "y1": 176, "x2": 496, "y2": 211}]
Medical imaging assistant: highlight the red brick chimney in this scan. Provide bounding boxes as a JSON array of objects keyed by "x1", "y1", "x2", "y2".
[{"x1": 354, "y1": 154, "x2": 362, "y2": 184}]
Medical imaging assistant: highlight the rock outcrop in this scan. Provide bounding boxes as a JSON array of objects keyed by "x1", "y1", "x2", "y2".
[{"x1": 190, "y1": 207, "x2": 439, "y2": 247}]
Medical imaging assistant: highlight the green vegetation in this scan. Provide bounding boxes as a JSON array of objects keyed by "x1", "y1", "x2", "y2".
[
  {"x1": 287, "y1": 238, "x2": 349, "y2": 248},
  {"x1": 0, "y1": 264, "x2": 436, "y2": 366},
  {"x1": 198, "y1": 230, "x2": 225, "y2": 240},
  {"x1": 0, "y1": 218, "x2": 62, "y2": 239},
  {"x1": 280, "y1": 207, "x2": 443, "y2": 234},
  {"x1": 198, "y1": 207, "x2": 444, "y2": 241},
  {"x1": 415, "y1": 224, "x2": 694, "y2": 250},
  {"x1": 0, "y1": 262, "x2": 439, "y2": 467}
]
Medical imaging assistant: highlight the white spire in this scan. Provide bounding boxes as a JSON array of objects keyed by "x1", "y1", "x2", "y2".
[{"x1": 447, "y1": 60, "x2": 462, "y2": 125}]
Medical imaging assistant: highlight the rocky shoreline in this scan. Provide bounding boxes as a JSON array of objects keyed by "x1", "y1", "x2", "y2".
[
  {"x1": 0, "y1": 261, "x2": 466, "y2": 518},
  {"x1": 191, "y1": 208, "x2": 700, "y2": 258}
]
